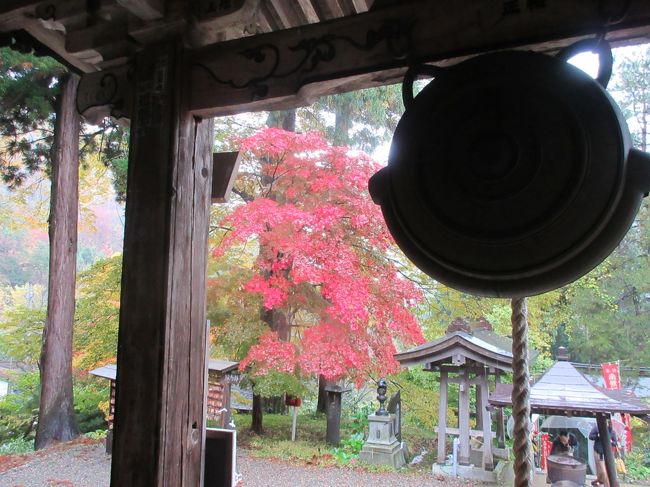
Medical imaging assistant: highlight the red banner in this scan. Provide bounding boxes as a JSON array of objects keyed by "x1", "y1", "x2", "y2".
[
  {"x1": 601, "y1": 362, "x2": 621, "y2": 390},
  {"x1": 601, "y1": 363, "x2": 632, "y2": 451},
  {"x1": 541, "y1": 433, "x2": 552, "y2": 471},
  {"x1": 622, "y1": 413, "x2": 633, "y2": 452}
]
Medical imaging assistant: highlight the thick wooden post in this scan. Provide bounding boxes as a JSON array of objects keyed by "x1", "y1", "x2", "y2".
[
  {"x1": 325, "y1": 390, "x2": 343, "y2": 446},
  {"x1": 458, "y1": 370, "x2": 470, "y2": 465},
  {"x1": 475, "y1": 380, "x2": 483, "y2": 430},
  {"x1": 110, "y1": 41, "x2": 214, "y2": 487},
  {"x1": 437, "y1": 371, "x2": 448, "y2": 464},
  {"x1": 496, "y1": 372, "x2": 506, "y2": 449}
]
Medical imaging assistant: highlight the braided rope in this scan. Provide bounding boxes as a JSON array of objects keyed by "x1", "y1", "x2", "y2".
[{"x1": 511, "y1": 297, "x2": 532, "y2": 487}]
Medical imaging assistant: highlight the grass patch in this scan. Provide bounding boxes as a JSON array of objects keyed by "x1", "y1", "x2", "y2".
[
  {"x1": 233, "y1": 412, "x2": 438, "y2": 473},
  {"x1": 0, "y1": 437, "x2": 33, "y2": 455}
]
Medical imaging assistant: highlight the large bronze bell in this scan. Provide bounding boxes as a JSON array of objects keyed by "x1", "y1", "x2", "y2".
[{"x1": 369, "y1": 41, "x2": 650, "y2": 297}]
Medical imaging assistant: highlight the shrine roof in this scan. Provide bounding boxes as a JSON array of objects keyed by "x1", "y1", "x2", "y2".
[
  {"x1": 395, "y1": 330, "x2": 514, "y2": 372},
  {"x1": 207, "y1": 359, "x2": 239, "y2": 374},
  {"x1": 89, "y1": 363, "x2": 117, "y2": 381},
  {"x1": 489, "y1": 360, "x2": 650, "y2": 417},
  {"x1": 90, "y1": 360, "x2": 239, "y2": 381}
]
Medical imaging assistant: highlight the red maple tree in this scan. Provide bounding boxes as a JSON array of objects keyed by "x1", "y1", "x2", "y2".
[{"x1": 212, "y1": 128, "x2": 424, "y2": 386}]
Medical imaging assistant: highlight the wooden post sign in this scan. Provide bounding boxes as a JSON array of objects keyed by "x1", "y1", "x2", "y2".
[{"x1": 286, "y1": 395, "x2": 301, "y2": 442}]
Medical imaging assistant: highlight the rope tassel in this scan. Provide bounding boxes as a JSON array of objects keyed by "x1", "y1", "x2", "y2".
[{"x1": 511, "y1": 297, "x2": 532, "y2": 487}]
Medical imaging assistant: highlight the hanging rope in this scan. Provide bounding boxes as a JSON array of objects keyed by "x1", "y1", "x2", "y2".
[{"x1": 511, "y1": 297, "x2": 532, "y2": 487}]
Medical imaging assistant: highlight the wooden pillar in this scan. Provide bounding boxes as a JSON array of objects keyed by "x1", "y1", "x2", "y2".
[
  {"x1": 597, "y1": 414, "x2": 619, "y2": 487},
  {"x1": 475, "y1": 379, "x2": 483, "y2": 430},
  {"x1": 479, "y1": 376, "x2": 494, "y2": 471},
  {"x1": 495, "y1": 372, "x2": 506, "y2": 449},
  {"x1": 325, "y1": 390, "x2": 344, "y2": 446},
  {"x1": 458, "y1": 369, "x2": 470, "y2": 465},
  {"x1": 110, "y1": 41, "x2": 214, "y2": 487},
  {"x1": 437, "y1": 370, "x2": 448, "y2": 464}
]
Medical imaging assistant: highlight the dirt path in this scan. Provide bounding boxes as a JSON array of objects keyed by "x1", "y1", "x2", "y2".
[{"x1": 0, "y1": 441, "x2": 478, "y2": 487}]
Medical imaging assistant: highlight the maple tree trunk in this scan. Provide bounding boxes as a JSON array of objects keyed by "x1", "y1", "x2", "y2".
[
  {"x1": 251, "y1": 394, "x2": 264, "y2": 434},
  {"x1": 250, "y1": 109, "x2": 297, "y2": 428},
  {"x1": 35, "y1": 74, "x2": 81, "y2": 450},
  {"x1": 316, "y1": 102, "x2": 352, "y2": 413}
]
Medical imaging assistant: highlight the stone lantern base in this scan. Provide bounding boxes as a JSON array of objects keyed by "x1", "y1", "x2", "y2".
[{"x1": 359, "y1": 414, "x2": 406, "y2": 468}]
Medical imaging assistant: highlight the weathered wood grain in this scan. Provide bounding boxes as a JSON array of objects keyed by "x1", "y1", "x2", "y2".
[
  {"x1": 110, "y1": 40, "x2": 213, "y2": 487},
  {"x1": 187, "y1": 0, "x2": 650, "y2": 117}
]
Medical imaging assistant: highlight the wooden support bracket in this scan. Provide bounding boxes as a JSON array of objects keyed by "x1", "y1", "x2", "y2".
[
  {"x1": 76, "y1": 64, "x2": 131, "y2": 123},
  {"x1": 211, "y1": 151, "x2": 241, "y2": 203}
]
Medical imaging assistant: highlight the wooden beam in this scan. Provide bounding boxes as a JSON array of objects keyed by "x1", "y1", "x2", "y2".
[
  {"x1": 268, "y1": 0, "x2": 298, "y2": 29},
  {"x1": 296, "y1": 0, "x2": 320, "y2": 24},
  {"x1": 65, "y1": 20, "x2": 128, "y2": 53},
  {"x1": 187, "y1": 0, "x2": 650, "y2": 117},
  {"x1": 350, "y1": 0, "x2": 371, "y2": 14},
  {"x1": 188, "y1": 0, "x2": 261, "y2": 47},
  {"x1": 444, "y1": 427, "x2": 486, "y2": 438},
  {"x1": 110, "y1": 41, "x2": 213, "y2": 487},
  {"x1": 116, "y1": 0, "x2": 163, "y2": 20},
  {"x1": 23, "y1": 23, "x2": 99, "y2": 72},
  {"x1": 323, "y1": 0, "x2": 346, "y2": 18}
]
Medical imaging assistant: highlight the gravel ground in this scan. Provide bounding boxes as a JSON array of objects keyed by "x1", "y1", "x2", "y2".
[
  {"x1": 0, "y1": 441, "x2": 110, "y2": 487},
  {"x1": 0, "y1": 441, "x2": 476, "y2": 487}
]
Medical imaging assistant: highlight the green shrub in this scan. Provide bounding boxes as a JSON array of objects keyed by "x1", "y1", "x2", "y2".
[
  {"x1": 346, "y1": 402, "x2": 372, "y2": 435},
  {"x1": 0, "y1": 371, "x2": 40, "y2": 442},
  {"x1": 246, "y1": 371, "x2": 307, "y2": 399},
  {"x1": 84, "y1": 429, "x2": 107, "y2": 440},
  {"x1": 74, "y1": 379, "x2": 109, "y2": 433},
  {"x1": 0, "y1": 436, "x2": 33, "y2": 455},
  {"x1": 331, "y1": 431, "x2": 365, "y2": 462},
  {"x1": 625, "y1": 448, "x2": 650, "y2": 481}
]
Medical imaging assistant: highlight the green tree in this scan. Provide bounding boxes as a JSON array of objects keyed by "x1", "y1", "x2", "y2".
[
  {"x1": 73, "y1": 254, "x2": 122, "y2": 371},
  {"x1": 557, "y1": 46, "x2": 650, "y2": 365},
  {"x1": 303, "y1": 85, "x2": 403, "y2": 151},
  {"x1": 0, "y1": 46, "x2": 127, "y2": 449}
]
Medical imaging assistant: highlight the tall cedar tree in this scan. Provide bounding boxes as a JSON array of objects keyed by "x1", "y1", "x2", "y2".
[
  {"x1": 0, "y1": 47, "x2": 127, "y2": 448},
  {"x1": 212, "y1": 128, "x2": 425, "y2": 413}
]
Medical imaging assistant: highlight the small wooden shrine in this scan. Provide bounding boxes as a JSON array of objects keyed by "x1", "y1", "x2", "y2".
[
  {"x1": 206, "y1": 359, "x2": 240, "y2": 428},
  {"x1": 91, "y1": 360, "x2": 240, "y2": 451},
  {"x1": 395, "y1": 318, "x2": 515, "y2": 471},
  {"x1": 89, "y1": 364, "x2": 118, "y2": 453}
]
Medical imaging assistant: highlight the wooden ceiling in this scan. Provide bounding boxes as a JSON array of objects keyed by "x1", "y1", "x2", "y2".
[
  {"x1": 3, "y1": 1, "x2": 650, "y2": 118},
  {"x1": 0, "y1": 0, "x2": 375, "y2": 73}
]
